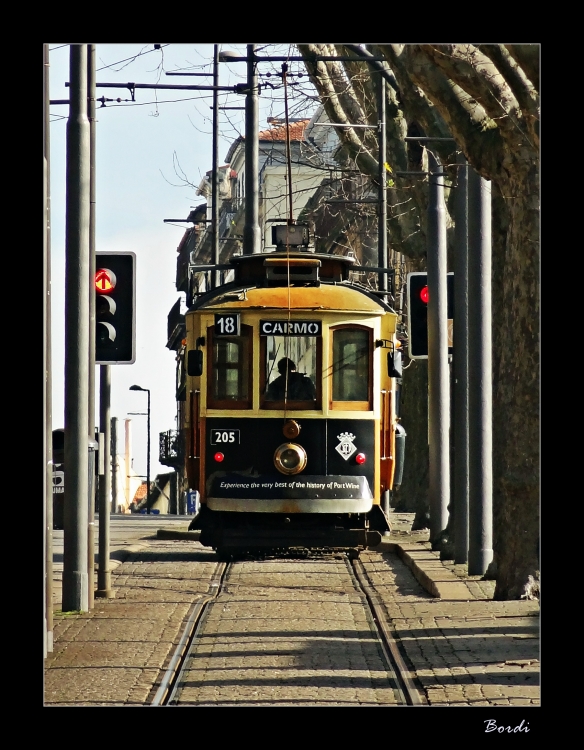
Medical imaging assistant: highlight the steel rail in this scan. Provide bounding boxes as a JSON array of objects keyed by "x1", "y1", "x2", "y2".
[
  {"x1": 349, "y1": 557, "x2": 424, "y2": 705},
  {"x1": 151, "y1": 561, "x2": 229, "y2": 706}
]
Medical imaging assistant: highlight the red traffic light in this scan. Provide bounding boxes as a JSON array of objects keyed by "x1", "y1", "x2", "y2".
[
  {"x1": 419, "y1": 285, "x2": 429, "y2": 304},
  {"x1": 95, "y1": 268, "x2": 117, "y2": 293}
]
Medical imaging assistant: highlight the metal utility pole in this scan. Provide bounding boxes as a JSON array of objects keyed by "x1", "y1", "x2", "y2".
[
  {"x1": 377, "y1": 74, "x2": 387, "y2": 296},
  {"x1": 468, "y1": 169, "x2": 493, "y2": 575},
  {"x1": 96, "y1": 366, "x2": 113, "y2": 597},
  {"x1": 243, "y1": 44, "x2": 261, "y2": 255},
  {"x1": 44, "y1": 42, "x2": 54, "y2": 654},
  {"x1": 454, "y1": 157, "x2": 470, "y2": 564},
  {"x1": 63, "y1": 44, "x2": 91, "y2": 613},
  {"x1": 212, "y1": 45, "x2": 220, "y2": 288},
  {"x1": 426, "y1": 152, "x2": 450, "y2": 546},
  {"x1": 87, "y1": 43, "x2": 96, "y2": 609},
  {"x1": 376, "y1": 71, "x2": 391, "y2": 524}
]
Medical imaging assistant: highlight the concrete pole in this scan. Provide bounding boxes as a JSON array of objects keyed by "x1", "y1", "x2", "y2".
[
  {"x1": 63, "y1": 44, "x2": 90, "y2": 612},
  {"x1": 146, "y1": 389, "x2": 151, "y2": 514},
  {"x1": 427, "y1": 151, "x2": 450, "y2": 547},
  {"x1": 44, "y1": 42, "x2": 54, "y2": 652},
  {"x1": 243, "y1": 44, "x2": 261, "y2": 255},
  {"x1": 87, "y1": 43, "x2": 96, "y2": 610},
  {"x1": 454, "y1": 158, "x2": 470, "y2": 564},
  {"x1": 467, "y1": 169, "x2": 494, "y2": 575},
  {"x1": 111, "y1": 417, "x2": 118, "y2": 513},
  {"x1": 125, "y1": 419, "x2": 132, "y2": 510},
  {"x1": 96, "y1": 366, "x2": 113, "y2": 597}
]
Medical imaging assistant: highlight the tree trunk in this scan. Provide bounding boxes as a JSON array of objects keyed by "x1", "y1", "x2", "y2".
[{"x1": 492, "y1": 165, "x2": 539, "y2": 600}]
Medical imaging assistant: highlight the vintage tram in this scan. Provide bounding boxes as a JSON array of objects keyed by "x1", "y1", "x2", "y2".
[{"x1": 184, "y1": 248, "x2": 402, "y2": 557}]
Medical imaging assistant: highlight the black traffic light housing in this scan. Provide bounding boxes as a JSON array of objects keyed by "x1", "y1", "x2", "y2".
[
  {"x1": 406, "y1": 272, "x2": 454, "y2": 359},
  {"x1": 95, "y1": 252, "x2": 136, "y2": 364}
]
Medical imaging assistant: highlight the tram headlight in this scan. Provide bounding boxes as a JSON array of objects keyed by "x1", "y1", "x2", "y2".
[{"x1": 274, "y1": 443, "x2": 307, "y2": 475}]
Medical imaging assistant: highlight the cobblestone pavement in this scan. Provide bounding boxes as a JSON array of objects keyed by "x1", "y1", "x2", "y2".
[
  {"x1": 44, "y1": 516, "x2": 540, "y2": 709},
  {"x1": 173, "y1": 557, "x2": 401, "y2": 706},
  {"x1": 360, "y1": 552, "x2": 539, "y2": 706},
  {"x1": 44, "y1": 541, "x2": 218, "y2": 706}
]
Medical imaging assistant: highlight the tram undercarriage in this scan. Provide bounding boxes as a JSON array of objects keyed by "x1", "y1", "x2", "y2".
[{"x1": 190, "y1": 504, "x2": 389, "y2": 554}]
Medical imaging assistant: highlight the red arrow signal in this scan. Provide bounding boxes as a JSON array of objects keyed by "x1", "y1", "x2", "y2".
[{"x1": 95, "y1": 268, "x2": 117, "y2": 293}]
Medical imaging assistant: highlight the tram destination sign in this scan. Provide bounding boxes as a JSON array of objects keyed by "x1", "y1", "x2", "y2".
[{"x1": 260, "y1": 320, "x2": 322, "y2": 336}]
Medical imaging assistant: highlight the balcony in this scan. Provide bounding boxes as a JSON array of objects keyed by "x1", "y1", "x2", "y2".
[
  {"x1": 166, "y1": 298, "x2": 185, "y2": 351},
  {"x1": 159, "y1": 430, "x2": 184, "y2": 468}
]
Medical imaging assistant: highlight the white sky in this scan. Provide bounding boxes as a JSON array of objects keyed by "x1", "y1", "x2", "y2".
[{"x1": 48, "y1": 43, "x2": 316, "y2": 481}]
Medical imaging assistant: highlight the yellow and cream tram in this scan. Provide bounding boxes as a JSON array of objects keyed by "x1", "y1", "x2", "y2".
[{"x1": 184, "y1": 249, "x2": 402, "y2": 557}]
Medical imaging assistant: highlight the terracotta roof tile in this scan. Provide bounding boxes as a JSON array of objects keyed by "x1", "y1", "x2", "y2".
[
  {"x1": 133, "y1": 482, "x2": 148, "y2": 503},
  {"x1": 258, "y1": 119, "x2": 310, "y2": 142}
]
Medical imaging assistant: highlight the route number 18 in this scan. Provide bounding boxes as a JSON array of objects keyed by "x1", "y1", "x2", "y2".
[{"x1": 214, "y1": 314, "x2": 240, "y2": 336}]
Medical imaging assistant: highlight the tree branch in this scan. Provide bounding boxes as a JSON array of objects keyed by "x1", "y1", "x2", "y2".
[{"x1": 505, "y1": 44, "x2": 540, "y2": 91}]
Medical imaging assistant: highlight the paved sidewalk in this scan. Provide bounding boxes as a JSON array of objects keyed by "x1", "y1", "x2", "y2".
[{"x1": 44, "y1": 513, "x2": 540, "y2": 708}]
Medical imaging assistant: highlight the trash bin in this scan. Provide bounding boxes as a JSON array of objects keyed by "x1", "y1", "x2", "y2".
[
  {"x1": 393, "y1": 423, "x2": 406, "y2": 488},
  {"x1": 52, "y1": 429, "x2": 65, "y2": 530},
  {"x1": 52, "y1": 432, "x2": 99, "y2": 530}
]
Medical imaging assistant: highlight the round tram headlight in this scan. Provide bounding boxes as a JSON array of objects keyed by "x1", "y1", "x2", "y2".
[{"x1": 274, "y1": 443, "x2": 307, "y2": 475}]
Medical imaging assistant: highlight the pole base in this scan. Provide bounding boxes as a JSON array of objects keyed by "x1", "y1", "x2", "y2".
[{"x1": 95, "y1": 589, "x2": 115, "y2": 598}]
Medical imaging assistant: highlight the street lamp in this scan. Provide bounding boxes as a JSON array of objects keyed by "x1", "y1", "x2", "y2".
[{"x1": 129, "y1": 385, "x2": 150, "y2": 514}]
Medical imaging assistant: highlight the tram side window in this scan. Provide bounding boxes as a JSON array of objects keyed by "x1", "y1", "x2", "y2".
[
  {"x1": 208, "y1": 325, "x2": 252, "y2": 408},
  {"x1": 262, "y1": 335, "x2": 320, "y2": 408},
  {"x1": 331, "y1": 327, "x2": 371, "y2": 407}
]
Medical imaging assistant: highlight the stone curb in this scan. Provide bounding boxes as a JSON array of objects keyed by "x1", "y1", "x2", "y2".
[
  {"x1": 108, "y1": 543, "x2": 150, "y2": 569},
  {"x1": 373, "y1": 539, "x2": 472, "y2": 599},
  {"x1": 156, "y1": 528, "x2": 200, "y2": 541}
]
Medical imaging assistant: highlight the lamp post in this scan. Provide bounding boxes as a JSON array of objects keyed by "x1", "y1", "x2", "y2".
[{"x1": 129, "y1": 385, "x2": 150, "y2": 514}]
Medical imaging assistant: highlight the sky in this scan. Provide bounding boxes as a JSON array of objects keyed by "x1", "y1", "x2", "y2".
[{"x1": 47, "y1": 43, "x2": 316, "y2": 482}]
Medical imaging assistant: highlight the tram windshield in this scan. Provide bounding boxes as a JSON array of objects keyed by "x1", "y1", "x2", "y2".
[{"x1": 264, "y1": 336, "x2": 318, "y2": 404}]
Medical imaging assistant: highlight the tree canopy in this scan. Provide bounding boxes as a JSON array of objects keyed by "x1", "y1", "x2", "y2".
[{"x1": 298, "y1": 44, "x2": 540, "y2": 600}]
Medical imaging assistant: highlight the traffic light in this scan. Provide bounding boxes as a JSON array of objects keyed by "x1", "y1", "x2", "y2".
[
  {"x1": 406, "y1": 272, "x2": 454, "y2": 359},
  {"x1": 95, "y1": 252, "x2": 136, "y2": 364}
]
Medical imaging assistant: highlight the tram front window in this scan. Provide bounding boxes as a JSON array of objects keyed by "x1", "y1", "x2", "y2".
[
  {"x1": 264, "y1": 336, "x2": 318, "y2": 405},
  {"x1": 208, "y1": 325, "x2": 252, "y2": 408},
  {"x1": 332, "y1": 328, "x2": 370, "y2": 403}
]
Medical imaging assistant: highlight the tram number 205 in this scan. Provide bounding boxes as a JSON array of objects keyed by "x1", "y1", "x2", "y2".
[{"x1": 210, "y1": 429, "x2": 240, "y2": 445}]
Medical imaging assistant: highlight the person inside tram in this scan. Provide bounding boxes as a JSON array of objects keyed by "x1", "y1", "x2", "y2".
[{"x1": 266, "y1": 357, "x2": 316, "y2": 401}]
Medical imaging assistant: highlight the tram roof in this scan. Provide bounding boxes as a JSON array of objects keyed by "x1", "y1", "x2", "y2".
[{"x1": 193, "y1": 283, "x2": 391, "y2": 315}]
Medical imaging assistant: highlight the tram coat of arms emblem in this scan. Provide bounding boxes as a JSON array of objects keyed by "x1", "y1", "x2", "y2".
[{"x1": 335, "y1": 432, "x2": 357, "y2": 460}]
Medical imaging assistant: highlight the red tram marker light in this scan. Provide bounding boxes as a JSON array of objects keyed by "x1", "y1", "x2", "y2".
[
  {"x1": 95, "y1": 268, "x2": 117, "y2": 293},
  {"x1": 355, "y1": 453, "x2": 366, "y2": 465},
  {"x1": 214, "y1": 452, "x2": 225, "y2": 463}
]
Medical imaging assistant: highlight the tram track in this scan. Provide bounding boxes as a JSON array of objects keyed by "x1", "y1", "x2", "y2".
[
  {"x1": 153, "y1": 551, "x2": 423, "y2": 706},
  {"x1": 348, "y1": 556, "x2": 424, "y2": 705},
  {"x1": 151, "y1": 561, "x2": 230, "y2": 706}
]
